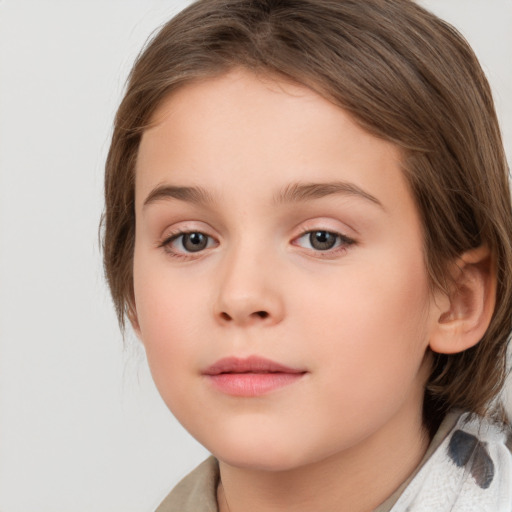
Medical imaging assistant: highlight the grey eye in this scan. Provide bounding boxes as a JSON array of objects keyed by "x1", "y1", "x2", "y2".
[
  {"x1": 309, "y1": 231, "x2": 338, "y2": 250},
  {"x1": 182, "y1": 232, "x2": 209, "y2": 252}
]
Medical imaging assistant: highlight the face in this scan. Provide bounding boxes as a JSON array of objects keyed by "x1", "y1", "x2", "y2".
[{"x1": 133, "y1": 69, "x2": 441, "y2": 471}]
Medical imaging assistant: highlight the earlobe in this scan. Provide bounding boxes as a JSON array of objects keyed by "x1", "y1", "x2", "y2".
[{"x1": 429, "y1": 246, "x2": 496, "y2": 355}]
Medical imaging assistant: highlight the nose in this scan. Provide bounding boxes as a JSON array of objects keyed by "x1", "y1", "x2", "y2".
[{"x1": 214, "y1": 245, "x2": 285, "y2": 327}]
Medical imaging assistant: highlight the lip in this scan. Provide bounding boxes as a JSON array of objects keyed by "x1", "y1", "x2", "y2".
[{"x1": 202, "y1": 356, "x2": 307, "y2": 397}]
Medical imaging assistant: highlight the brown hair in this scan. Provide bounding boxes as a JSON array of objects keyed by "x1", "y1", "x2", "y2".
[{"x1": 103, "y1": 0, "x2": 512, "y2": 430}]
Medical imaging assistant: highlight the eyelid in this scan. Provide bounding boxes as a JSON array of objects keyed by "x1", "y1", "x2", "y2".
[
  {"x1": 158, "y1": 220, "x2": 217, "y2": 244},
  {"x1": 293, "y1": 229, "x2": 355, "y2": 248},
  {"x1": 290, "y1": 218, "x2": 357, "y2": 257},
  {"x1": 291, "y1": 217, "x2": 357, "y2": 239}
]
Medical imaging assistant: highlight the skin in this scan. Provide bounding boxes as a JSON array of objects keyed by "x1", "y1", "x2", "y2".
[{"x1": 132, "y1": 69, "x2": 448, "y2": 512}]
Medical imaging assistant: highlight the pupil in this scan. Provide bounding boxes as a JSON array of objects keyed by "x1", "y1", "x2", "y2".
[
  {"x1": 184, "y1": 233, "x2": 207, "y2": 252},
  {"x1": 310, "y1": 231, "x2": 336, "y2": 250}
]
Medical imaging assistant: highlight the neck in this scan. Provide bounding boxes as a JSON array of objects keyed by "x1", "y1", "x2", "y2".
[{"x1": 217, "y1": 403, "x2": 429, "y2": 512}]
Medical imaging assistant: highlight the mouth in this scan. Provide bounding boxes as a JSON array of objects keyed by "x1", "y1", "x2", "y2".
[{"x1": 202, "y1": 355, "x2": 307, "y2": 397}]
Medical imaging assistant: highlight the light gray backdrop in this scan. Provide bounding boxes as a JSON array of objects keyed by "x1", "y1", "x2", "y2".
[{"x1": 0, "y1": 1, "x2": 510, "y2": 511}]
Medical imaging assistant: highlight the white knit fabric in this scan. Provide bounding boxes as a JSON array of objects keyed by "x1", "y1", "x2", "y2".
[{"x1": 391, "y1": 413, "x2": 512, "y2": 512}]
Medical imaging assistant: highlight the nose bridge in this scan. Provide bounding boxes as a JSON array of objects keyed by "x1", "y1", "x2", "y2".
[{"x1": 214, "y1": 234, "x2": 283, "y2": 326}]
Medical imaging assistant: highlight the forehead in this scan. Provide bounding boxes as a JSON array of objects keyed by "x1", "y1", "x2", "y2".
[{"x1": 135, "y1": 69, "x2": 412, "y2": 216}]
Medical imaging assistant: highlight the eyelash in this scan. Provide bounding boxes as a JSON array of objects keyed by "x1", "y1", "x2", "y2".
[
  {"x1": 158, "y1": 228, "x2": 356, "y2": 260},
  {"x1": 158, "y1": 230, "x2": 218, "y2": 259},
  {"x1": 293, "y1": 229, "x2": 356, "y2": 256}
]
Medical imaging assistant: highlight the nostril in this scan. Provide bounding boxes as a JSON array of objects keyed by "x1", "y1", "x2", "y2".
[{"x1": 218, "y1": 310, "x2": 270, "y2": 322}]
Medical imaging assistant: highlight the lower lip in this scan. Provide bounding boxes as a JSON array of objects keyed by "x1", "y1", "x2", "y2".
[{"x1": 205, "y1": 372, "x2": 305, "y2": 397}]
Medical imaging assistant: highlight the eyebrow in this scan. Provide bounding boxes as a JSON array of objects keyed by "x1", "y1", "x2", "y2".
[
  {"x1": 143, "y1": 184, "x2": 216, "y2": 208},
  {"x1": 142, "y1": 180, "x2": 383, "y2": 209},
  {"x1": 273, "y1": 181, "x2": 384, "y2": 208}
]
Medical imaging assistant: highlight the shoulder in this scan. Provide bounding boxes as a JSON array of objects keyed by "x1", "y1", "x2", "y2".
[
  {"x1": 389, "y1": 411, "x2": 512, "y2": 512},
  {"x1": 155, "y1": 457, "x2": 219, "y2": 512}
]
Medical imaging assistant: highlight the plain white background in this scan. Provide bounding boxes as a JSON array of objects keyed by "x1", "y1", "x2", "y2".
[{"x1": 0, "y1": 1, "x2": 510, "y2": 511}]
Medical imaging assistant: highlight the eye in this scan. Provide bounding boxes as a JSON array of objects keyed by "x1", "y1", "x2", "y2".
[
  {"x1": 179, "y1": 232, "x2": 210, "y2": 252},
  {"x1": 294, "y1": 230, "x2": 354, "y2": 252},
  {"x1": 161, "y1": 231, "x2": 216, "y2": 255}
]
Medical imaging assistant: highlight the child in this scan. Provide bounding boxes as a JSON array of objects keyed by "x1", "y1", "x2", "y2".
[{"x1": 102, "y1": 0, "x2": 512, "y2": 510}]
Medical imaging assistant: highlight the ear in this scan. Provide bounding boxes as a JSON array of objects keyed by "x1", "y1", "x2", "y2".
[{"x1": 429, "y1": 246, "x2": 496, "y2": 355}]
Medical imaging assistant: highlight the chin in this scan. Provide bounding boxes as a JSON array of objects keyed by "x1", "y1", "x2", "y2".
[
  {"x1": 213, "y1": 444, "x2": 307, "y2": 472},
  {"x1": 203, "y1": 428, "x2": 334, "y2": 473}
]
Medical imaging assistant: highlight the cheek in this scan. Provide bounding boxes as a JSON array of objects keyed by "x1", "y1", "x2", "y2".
[
  {"x1": 298, "y1": 249, "x2": 432, "y2": 392},
  {"x1": 133, "y1": 282, "x2": 210, "y2": 424},
  {"x1": 132, "y1": 253, "x2": 208, "y2": 388}
]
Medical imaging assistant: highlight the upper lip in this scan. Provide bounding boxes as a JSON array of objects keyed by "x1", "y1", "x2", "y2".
[{"x1": 202, "y1": 356, "x2": 305, "y2": 375}]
